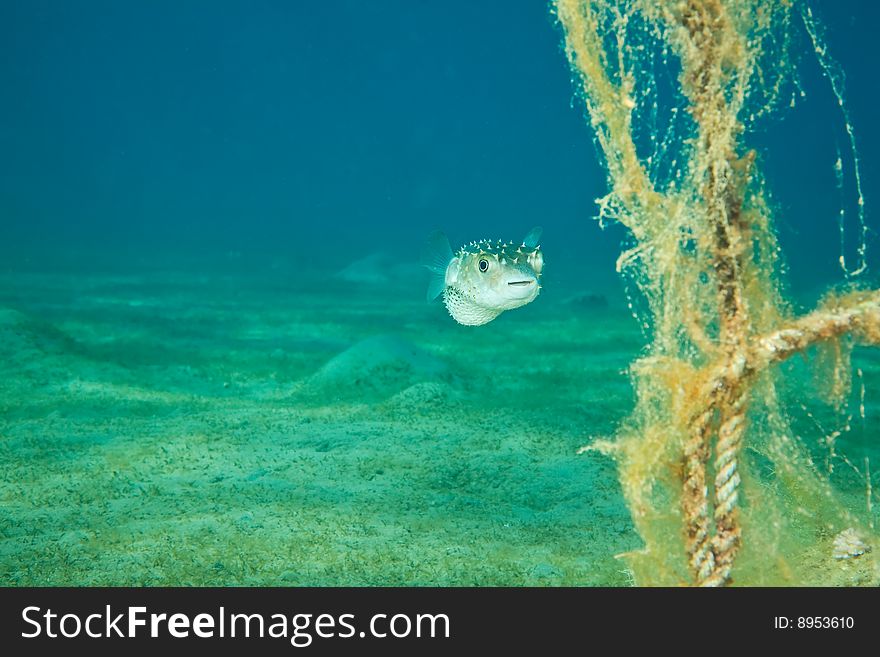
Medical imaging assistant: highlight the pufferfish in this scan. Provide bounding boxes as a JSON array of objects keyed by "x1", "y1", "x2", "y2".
[{"x1": 421, "y1": 227, "x2": 544, "y2": 326}]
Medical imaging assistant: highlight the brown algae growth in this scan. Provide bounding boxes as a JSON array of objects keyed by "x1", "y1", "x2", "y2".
[{"x1": 556, "y1": 0, "x2": 880, "y2": 585}]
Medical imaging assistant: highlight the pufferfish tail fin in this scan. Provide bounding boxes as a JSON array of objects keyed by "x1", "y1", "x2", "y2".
[
  {"x1": 421, "y1": 230, "x2": 454, "y2": 302},
  {"x1": 523, "y1": 226, "x2": 543, "y2": 249}
]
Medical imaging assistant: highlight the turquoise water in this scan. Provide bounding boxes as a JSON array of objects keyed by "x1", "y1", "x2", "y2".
[
  {"x1": 1, "y1": 2, "x2": 879, "y2": 585},
  {"x1": 0, "y1": 252, "x2": 641, "y2": 585}
]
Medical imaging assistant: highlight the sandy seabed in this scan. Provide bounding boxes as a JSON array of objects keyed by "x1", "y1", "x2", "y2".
[
  {"x1": 0, "y1": 253, "x2": 643, "y2": 586},
  {"x1": 2, "y1": 252, "x2": 877, "y2": 586}
]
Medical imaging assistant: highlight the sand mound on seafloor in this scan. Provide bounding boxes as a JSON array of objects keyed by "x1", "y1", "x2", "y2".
[
  {"x1": 0, "y1": 307, "x2": 77, "y2": 363},
  {"x1": 300, "y1": 334, "x2": 454, "y2": 401},
  {"x1": 383, "y1": 381, "x2": 461, "y2": 414},
  {"x1": 334, "y1": 253, "x2": 393, "y2": 285},
  {"x1": 334, "y1": 252, "x2": 423, "y2": 287}
]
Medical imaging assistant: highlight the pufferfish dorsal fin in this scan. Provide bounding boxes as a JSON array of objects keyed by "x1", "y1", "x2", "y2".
[
  {"x1": 523, "y1": 226, "x2": 543, "y2": 248},
  {"x1": 421, "y1": 230, "x2": 454, "y2": 302}
]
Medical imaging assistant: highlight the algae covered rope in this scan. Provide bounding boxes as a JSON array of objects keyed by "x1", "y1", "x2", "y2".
[
  {"x1": 675, "y1": 0, "x2": 753, "y2": 586},
  {"x1": 706, "y1": 381, "x2": 748, "y2": 586},
  {"x1": 682, "y1": 405, "x2": 716, "y2": 583},
  {"x1": 555, "y1": 0, "x2": 880, "y2": 586}
]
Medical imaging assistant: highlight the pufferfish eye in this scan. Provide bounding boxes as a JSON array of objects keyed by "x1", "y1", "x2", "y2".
[{"x1": 478, "y1": 258, "x2": 489, "y2": 272}]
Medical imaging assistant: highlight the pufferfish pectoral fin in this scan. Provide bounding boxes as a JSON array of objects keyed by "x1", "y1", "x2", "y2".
[
  {"x1": 421, "y1": 230, "x2": 454, "y2": 302},
  {"x1": 523, "y1": 226, "x2": 543, "y2": 249}
]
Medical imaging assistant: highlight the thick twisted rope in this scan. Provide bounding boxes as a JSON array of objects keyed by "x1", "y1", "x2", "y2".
[{"x1": 683, "y1": 405, "x2": 716, "y2": 583}]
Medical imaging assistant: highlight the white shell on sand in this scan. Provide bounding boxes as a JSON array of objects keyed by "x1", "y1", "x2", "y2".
[{"x1": 832, "y1": 528, "x2": 871, "y2": 560}]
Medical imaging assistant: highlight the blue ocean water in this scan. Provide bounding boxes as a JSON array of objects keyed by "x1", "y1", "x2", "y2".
[
  {"x1": 1, "y1": 1, "x2": 879, "y2": 586},
  {"x1": 1, "y1": 1, "x2": 875, "y2": 288}
]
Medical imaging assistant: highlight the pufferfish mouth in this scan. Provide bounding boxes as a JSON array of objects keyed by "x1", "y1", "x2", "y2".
[{"x1": 508, "y1": 280, "x2": 534, "y2": 286}]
